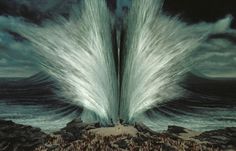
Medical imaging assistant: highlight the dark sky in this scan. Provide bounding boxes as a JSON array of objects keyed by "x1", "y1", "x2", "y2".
[
  {"x1": 163, "y1": 0, "x2": 236, "y2": 28},
  {"x1": 1, "y1": 0, "x2": 236, "y2": 23}
]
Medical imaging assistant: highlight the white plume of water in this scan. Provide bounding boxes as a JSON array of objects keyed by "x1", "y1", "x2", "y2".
[
  {"x1": 0, "y1": 0, "x2": 234, "y2": 130},
  {"x1": 8, "y1": 0, "x2": 118, "y2": 125},
  {"x1": 120, "y1": 0, "x2": 232, "y2": 122}
]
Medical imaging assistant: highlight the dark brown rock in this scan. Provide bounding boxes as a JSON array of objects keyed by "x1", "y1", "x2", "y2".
[
  {"x1": 132, "y1": 137, "x2": 145, "y2": 145},
  {"x1": 0, "y1": 120, "x2": 48, "y2": 151},
  {"x1": 54, "y1": 117, "x2": 100, "y2": 141},
  {"x1": 167, "y1": 125, "x2": 187, "y2": 135},
  {"x1": 114, "y1": 139, "x2": 128, "y2": 149},
  {"x1": 134, "y1": 122, "x2": 159, "y2": 135},
  {"x1": 1, "y1": 119, "x2": 236, "y2": 151},
  {"x1": 194, "y1": 127, "x2": 236, "y2": 149}
]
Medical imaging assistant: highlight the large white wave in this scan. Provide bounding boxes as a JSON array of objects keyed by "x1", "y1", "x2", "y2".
[
  {"x1": 1, "y1": 0, "x2": 119, "y2": 125},
  {"x1": 120, "y1": 0, "x2": 232, "y2": 122},
  {"x1": 0, "y1": 0, "x2": 235, "y2": 132}
]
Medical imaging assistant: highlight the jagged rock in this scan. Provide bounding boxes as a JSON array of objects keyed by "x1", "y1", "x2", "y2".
[
  {"x1": 0, "y1": 120, "x2": 48, "y2": 151},
  {"x1": 64, "y1": 118, "x2": 100, "y2": 130},
  {"x1": 167, "y1": 125, "x2": 187, "y2": 134},
  {"x1": 134, "y1": 122, "x2": 159, "y2": 135},
  {"x1": 1, "y1": 119, "x2": 236, "y2": 151},
  {"x1": 132, "y1": 136, "x2": 145, "y2": 145},
  {"x1": 194, "y1": 127, "x2": 236, "y2": 149},
  {"x1": 166, "y1": 125, "x2": 236, "y2": 150},
  {"x1": 54, "y1": 117, "x2": 100, "y2": 141},
  {"x1": 114, "y1": 139, "x2": 128, "y2": 149}
]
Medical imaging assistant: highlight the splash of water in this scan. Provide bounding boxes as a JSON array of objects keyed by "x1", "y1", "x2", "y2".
[
  {"x1": 119, "y1": 0, "x2": 232, "y2": 122},
  {"x1": 0, "y1": 0, "x2": 234, "y2": 129},
  {"x1": 12, "y1": 0, "x2": 118, "y2": 125}
]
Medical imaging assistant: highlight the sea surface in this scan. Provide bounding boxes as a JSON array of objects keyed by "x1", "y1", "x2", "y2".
[{"x1": 0, "y1": 72, "x2": 235, "y2": 132}]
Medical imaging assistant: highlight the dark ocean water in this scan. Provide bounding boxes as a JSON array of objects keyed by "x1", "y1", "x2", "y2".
[
  {"x1": 143, "y1": 73, "x2": 236, "y2": 131},
  {"x1": 0, "y1": 72, "x2": 235, "y2": 132},
  {"x1": 0, "y1": 72, "x2": 82, "y2": 132}
]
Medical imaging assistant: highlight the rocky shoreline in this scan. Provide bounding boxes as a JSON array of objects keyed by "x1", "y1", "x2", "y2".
[{"x1": 0, "y1": 119, "x2": 235, "y2": 151}]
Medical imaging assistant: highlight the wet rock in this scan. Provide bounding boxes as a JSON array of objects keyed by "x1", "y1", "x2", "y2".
[
  {"x1": 132, "y1": 137, "x2": 145, "y2": 145},
  {"x1": 194, "y1": 127, "x2": 236, "y2": 148},
  {"x1": 55, "y1": 117, "x2": 100, "y2": 141},
  {"x1": 1, "y1": 119, "x2": 236, "y2": 151},
  {"x1": 0, "y1": 120, "x2": 48, "y2": 151},
  {"x1": 167, "y1": 125, "x2": 187, "y2": 135},
  {"x1": 64, "y1": 117, "x2": 100, "y2": 130},
  {"x1": 44, "y1": 143, "x2": 59, "y2": 150},
  {"x1": 54, "y1": 130, "x2": 76, "y2": 142},
  {"x1": 114, "y1": 139, "x2": 128, "y2": 149},
  {"x1": 134, "y1": 122, "x2": 158, "y2": 135},
  {"x1": 158, "y1": 143, "x2": 176, "y2": 151}
]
